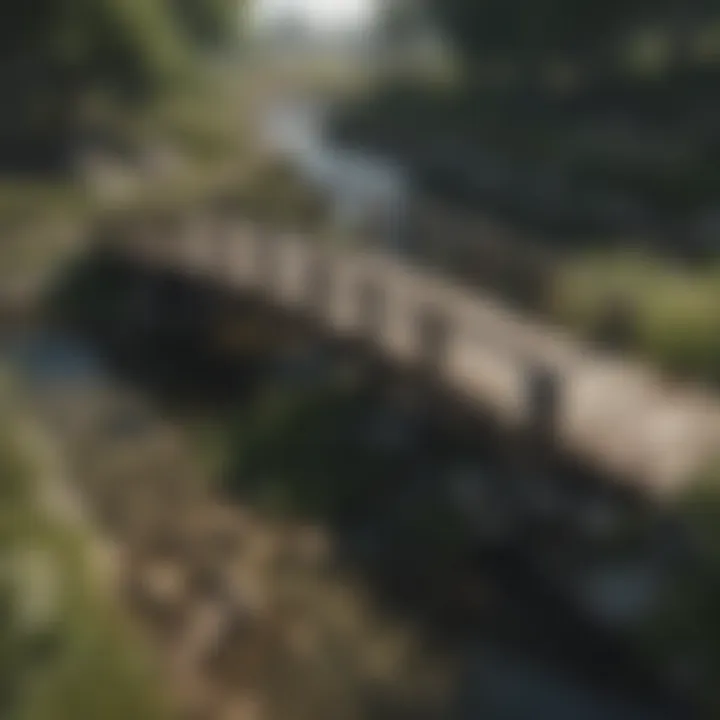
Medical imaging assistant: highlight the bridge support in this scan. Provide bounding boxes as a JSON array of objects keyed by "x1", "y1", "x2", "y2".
[
  {"x1": 417, "y1": 306, "x2": 451, "y2": 377},
  {"x1": 501, "y1": 361, "x2": 563, "y2": 488},
  {"x1": 124, "y1": 266, "x2": 162, "y2": 339},
  {"x1": 254, "y1": 229, "x2": 278, "y2": 293},
  {"x1": 526, "y1": 362, "x2": 561, "y2": 446},
  {"x1": 357, "y1": 279, "x2": 386, "y2": 340},
  {"x1": 306, "y1": 252, "x2": 333, "y2": 320}
]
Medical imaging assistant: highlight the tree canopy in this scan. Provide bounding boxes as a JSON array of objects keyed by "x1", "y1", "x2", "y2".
[
  {"x1": 425, "y1": 0, "x2": 720, "y2": 81},
  {"x1": 0, "y1": 0, "x2": 243, "y2": 165},
  {"x1": 173, "y1": 0, "x2": 243, "y2": 50}
]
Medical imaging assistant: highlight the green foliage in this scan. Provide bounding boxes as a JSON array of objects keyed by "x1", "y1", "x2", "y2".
[
  {"x1": 224, "y1": 381, "x2": 400, "y2": 520},
  {"x1": 2, "y1": 1, "x2": 186, "y2": 109},
  {"x1": 219, "y1": 160, "x2": 330, "y2": 230},
  {"x1": 21, "y1": 590, "x2": 168, "y2": 720},
  {"x1": 426, "y1": 0, "x2": 720, "y2": 79},
  {"x1": 172, "y1": 0, "x2": 243, "y2": 49},
  {"x1": 553, "y1": 253, "x2": 720, "y2": 382},
  {"x1": 0, "y1": 424, "x2": 32, "y2": 508},
  {"x1": 0, "y1": 0, "x2": 244, "y2": 160},
  {"x1": 0, "y1": 420, "x2": 168, "y2": 720},
  {"x1": 0, "y1": 183, "x2": 87, "y2": 227},
  {"x1": 214, "y1": 373, "x2": 474, "y2": 574},
  {"x1": 638, "y1": 463, "x2": 720, "y2": 711}
]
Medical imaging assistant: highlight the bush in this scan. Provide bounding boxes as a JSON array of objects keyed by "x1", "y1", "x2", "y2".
[
  {"x1": 553, "y1": 252, "x2": 720, "y2": 382},
  {"x1": 224, "y1": 381, "x2": 390, "y2": 520},
  {"x1": 637, "y1": 462, "x2": 720, "y2": 712},
  {"x1": 218, "y1": 159, "x2": 330, "y2": 231}
]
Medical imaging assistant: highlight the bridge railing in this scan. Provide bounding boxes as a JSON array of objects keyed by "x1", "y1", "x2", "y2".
[
  {"x1": 208, "y1": 220, "x2": 556, "y2": 426},
  {"x1": 115, "y1": 215, "x2": 720, "y2": 494}
]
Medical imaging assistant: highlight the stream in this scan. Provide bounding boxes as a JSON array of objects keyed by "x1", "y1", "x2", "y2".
[{"x1": 0, "y1": 266, "x2": 695, "y2": 720}]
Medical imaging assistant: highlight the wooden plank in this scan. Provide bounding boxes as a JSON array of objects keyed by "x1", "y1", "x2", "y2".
[{"x1": 117, "y1": 221, "x2": 720, "y2": 494}]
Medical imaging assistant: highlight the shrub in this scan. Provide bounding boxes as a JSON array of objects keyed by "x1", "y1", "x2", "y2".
[
  {"x1": 553, "y1": 252, "x2": 720, "y2": 382},
  {"x1": 637, "y1": 462, "x2": 720, "y2": 712}
]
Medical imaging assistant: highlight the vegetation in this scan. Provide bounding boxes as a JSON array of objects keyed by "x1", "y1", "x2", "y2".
[
  {"x1": 553, "y1": 252, "x2": 720, "y2": 382},
  {"x1": 83, "y1": 156, "x2": 333, "y2": 244},
  {"x1": 425, "y1": 0, "x2": 720, "y2": 82},
  {"x1": 335, "y1": 1, "x2": 720, "y2": 240},
  {"x1": 216, "y1": 160, "x2": 330, "y2": 229},
  {"x1": 638, "y1": 462, "x2": 720, "y2": 714},
  {"x1": 334, "y1": 76, "x2": 720, "y2": 236},
  {"x1": 0, "y1": 0, "x2": 244, "y2": 167},
  {"x1": 0, "y1": 396, "x2": 168, "y2": 720},
  {"x1": 0, "y1": 1, "x2": 255, "y2": 288},
  {"x1": 223, "y1": 380, "x2": 407, "y2": 520},
  {"x1": 332, "y1": 1, "x2": 720, "y2": 387},
  {"x1": 216, "y1": 372, "x2": 471, "y2": 566}
]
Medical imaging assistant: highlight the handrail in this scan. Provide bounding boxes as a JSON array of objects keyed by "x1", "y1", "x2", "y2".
[{"x1": 113, "y1": 217, "x2": 720, "y2": 497}]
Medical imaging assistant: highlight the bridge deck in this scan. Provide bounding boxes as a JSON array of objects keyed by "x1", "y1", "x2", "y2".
[{"x1": 117, "y1": 219, "x2": 720, "y2": 497}]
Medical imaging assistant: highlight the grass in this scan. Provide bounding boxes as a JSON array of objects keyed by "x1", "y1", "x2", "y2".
[
  {"x1": 0, "y1": 183, "x2": 88, "y2": 286},
  {"x1": 552, "y1": 252, "x2": 720, "y2": 382},
  {"x1": 88, "y1": 154, "x2": 333, "y2": 243},
  {"x1": 0, "y1": 61, "x2": 347, "y2": 290},
  {"x1": 0, "y1": 394, "x2": 169, "y2": 720},
  {"x1": 0, "y1": 182, "x2": 88, "y2": 227},
  {"x1": 0, "y1": 69, "x2": 254, "y2": 270},
  {"x1": 216, "y1": 159, "x2": 331, "y2": 229}
]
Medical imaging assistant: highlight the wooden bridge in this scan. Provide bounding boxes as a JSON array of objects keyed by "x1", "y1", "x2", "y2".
[{"x1": 110, "y1": 216, "x2": 720, "y2": 498}]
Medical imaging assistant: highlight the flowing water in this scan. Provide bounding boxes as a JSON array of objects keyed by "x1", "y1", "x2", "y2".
[
  {"x1": 0, "y1": 273, "x2": 693, "y2": 719},
  {"x1": 0, "y1": 98, "x2": 698, "y2": 715}
]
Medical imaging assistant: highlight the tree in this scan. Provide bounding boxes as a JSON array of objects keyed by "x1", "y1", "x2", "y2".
[
  {"x1": 172, "y1": 0, "x2": 244, "y2": 50},
  {"x1": 424, "y1": 0, "x2": 720, "y2": 83},
  {"x1": 0, "y1": 0, "x2": 243, "y2": 168}
]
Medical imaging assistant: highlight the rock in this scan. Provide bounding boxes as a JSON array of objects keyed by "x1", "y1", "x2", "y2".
[
  {"x1": 218, "y1": 696, "x2": 264, "y2": 720},
  {"x1": 187, "y1": 561, "x2": 227, "y2": 602},
  {"x1": 289, "y1": 524, "x2": 334, "y2": 572},
  {"x1": 126, "y1": 558, "x2": 188, "y2": 617},
  {"x1": 143, "y1": 561, "x2": 187, "y2": 605}
]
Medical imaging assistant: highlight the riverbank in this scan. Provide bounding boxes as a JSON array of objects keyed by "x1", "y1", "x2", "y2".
[
  {"x1": 0, "y1": 181, "x2": 715, "y2": 717},
  {"x1": 0, "y1": 368, "x2": 171, "y2": 720},
  {"x1": 325, "y1": 83, "x2": 720, "y2": 390},
  {"x1": 35, "y1": 248, "x2": 701, "y2": 718}
]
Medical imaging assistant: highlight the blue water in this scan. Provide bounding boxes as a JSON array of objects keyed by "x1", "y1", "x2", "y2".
[
  {"x1": 0, "y1": 327, "x2": 680, "y2": 720},
  {"x1": 1, "y1": 331, "x2": 104, "y2": 388},
  {"x1": 264, "y1": 100, "x2": 411, "y2": 251}
]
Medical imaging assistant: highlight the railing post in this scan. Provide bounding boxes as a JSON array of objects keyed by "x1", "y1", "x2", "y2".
[
  {"x1": 305, "y1": 249, "x2": 332, "y2": 319},
  {"x1": 254, "y1": 227, "x2": 277, "y2": 296},
  {"x1": 526, "y1": 361, "x2": 561, "y2": 445},
  {"x1": 357, "y1": 278, "x2": 386, "y2": 341},
  {"x1": 416, "y1": 305, "x2": 450, "y2": 376},
  {"x1": 597, "y1": 293, "x2": 637, "y2": 352},
  {"x1": 213, "y1": 215, "x2": 233, "y2": 279},
  {"x1": 179, "y1": 212, "x2": 199, "y2": 270}
]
